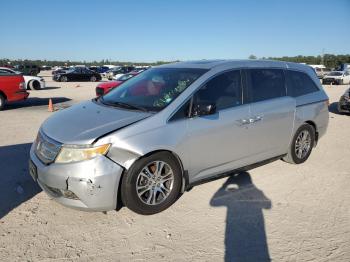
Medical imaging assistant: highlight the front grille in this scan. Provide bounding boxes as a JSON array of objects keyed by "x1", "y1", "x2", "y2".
[{"x1": 35, "y1": 132, "x2": 62, "y2": 164}]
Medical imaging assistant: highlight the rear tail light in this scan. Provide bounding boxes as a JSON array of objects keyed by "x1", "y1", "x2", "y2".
[
  {"x1": 325, "y1": 99, "x2": 330, "y2": 107},
  {"x1": 19, "y1": 81, "x2": 26, "y2": 90}
]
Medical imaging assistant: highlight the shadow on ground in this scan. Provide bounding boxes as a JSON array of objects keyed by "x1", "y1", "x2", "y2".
[
  {"x1": 210, "y1": 172, "x2": 272, "y2": 262},
  {"x1": 5, "y1": 97, "x2": 71, "y2": 110},
  {"x1": 0, "y1": 143, "x2": 41, "y2": 219},
  {"x1": 39, "y1": 86, "x2": 61, "y2": 90}
]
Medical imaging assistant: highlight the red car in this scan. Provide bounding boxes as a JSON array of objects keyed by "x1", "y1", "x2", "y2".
[
  {"x1": 0, "y1": 69, "x2": 29, "y2": 110},
  {"x1": 95, "y1": 72, "x2": 139, "y2": 97}
]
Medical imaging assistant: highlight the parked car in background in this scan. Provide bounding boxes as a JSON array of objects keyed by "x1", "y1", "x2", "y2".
[
  {"x1": 322, "y1": 71, "x2": 350, "y2": 85},
  {"x1": 0, "y1": 70, "x2": 28, "y2": 110},
  {"x1": 338, "y1": 87, "x2": 350, "y2": 114},
  {"x1": 0, "y1": 67, "x2": 45, "y2": 90},
  {"x1": 89, "y1": 66, "x2": 110, "y2": 74},
  {"x1": 41, "y1": 65, "x2": 52, "y2": 71},
  {"x1": 96, "y1": 71, "x2": 139, "y2": 96},
  {"x1": 14, "y1": 64, "x2": 40, "y2": 76},
  {"x1": 52, "y1": 67, "x2": 69, "y2": 75},
  {"x1": 53, "y1": 67, "x2": 102, "y2": 82},
  {"x1": 29, "y1": 60, "x2": 329, "y2": 215},
  {"x1": 314, "y1": 67, "x2": 331, "y2": 79},
  {"x1": 105, "y1": 66, "x2": 135, "y2": 80}
]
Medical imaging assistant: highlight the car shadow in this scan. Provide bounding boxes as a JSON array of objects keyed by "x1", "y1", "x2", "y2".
[
  {"x1": 210, "y1": 172, "x2": 272, "y2": 262},
  {"x1": 4, "y1": 97, "x2": 71, "y2": 110},
  {"x1": 0, "y1": 143, "x2": 41, "y2": 219},
  {"x1": 39, "y1": 86, "x2": 61, "y2": 90}
]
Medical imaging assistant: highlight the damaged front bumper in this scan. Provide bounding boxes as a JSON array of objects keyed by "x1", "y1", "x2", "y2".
[{"x1": 29, "y1": 143, "x2": 124, "y2": 211}]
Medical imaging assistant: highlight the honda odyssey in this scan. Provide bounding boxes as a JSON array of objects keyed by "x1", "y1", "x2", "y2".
[{"x1": 29, "y1": 60, "x2": 329, "y2": 215}]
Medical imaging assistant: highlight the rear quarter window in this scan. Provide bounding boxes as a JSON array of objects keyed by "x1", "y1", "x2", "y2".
[{"x1": 285, "y1": 70, "x2": 319, "y2": 97}]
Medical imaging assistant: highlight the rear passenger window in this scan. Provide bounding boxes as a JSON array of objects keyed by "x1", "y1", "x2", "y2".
[
  {"x1": 246, "y1": 69, "x2": 286, "y2": 103},
  {"x1": 285, "y1": 70, "x2": 319, "y2": 97},
  {"x1": 193, "y1": 70, "x2": 242, "y2": 111}
]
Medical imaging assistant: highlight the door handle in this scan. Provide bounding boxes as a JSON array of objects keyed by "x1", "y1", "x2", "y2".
[{"x1": 237, "y1": 119, "x2": 250, "y2": 126}]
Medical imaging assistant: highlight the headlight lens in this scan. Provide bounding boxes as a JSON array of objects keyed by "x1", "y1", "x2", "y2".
[{"x1": 55, "y1": 144, "x2": 111, "y2": 163}]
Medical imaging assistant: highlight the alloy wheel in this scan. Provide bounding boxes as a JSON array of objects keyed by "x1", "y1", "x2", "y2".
[
  {"x1": 135, "y1": 161, "x2": 174, "y2": 205},
  {"x1": 295, "y1": 130, "x2": 311, "y2": 159}
]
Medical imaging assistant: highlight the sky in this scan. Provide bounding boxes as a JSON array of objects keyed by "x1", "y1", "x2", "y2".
[{"x1": 1, "y1": 0, "x2": 349, "y2": 62}]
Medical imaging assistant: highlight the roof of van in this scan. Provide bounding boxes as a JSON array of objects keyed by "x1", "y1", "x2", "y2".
[{"x1": 158, "y1": 59, "x2": 313, "y2": 72}]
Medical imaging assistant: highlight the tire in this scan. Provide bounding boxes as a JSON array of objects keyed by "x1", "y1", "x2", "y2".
[
  {"x1": 28, "y1": 80, "x2": 41, "y2": 90},
  {"x1": 283, "y1": 124, "x2": 315, "y2": 164},
  {"x1": 60, "y1": 76, "x2": 68, "y2": 82},
  {"x1": 121, "y1": 152, "x2": 182, "y2": 215},
  {"x1": 90, "y1": 76, "x2": 97, "y2": 82},
  {"x1": 0, "y1": 94, "x2": 5, "y2": 110}
]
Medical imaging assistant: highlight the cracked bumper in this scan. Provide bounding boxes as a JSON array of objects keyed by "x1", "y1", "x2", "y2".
[{"x1": 29, "y1": 143, "x2": 124, "y2": 212}]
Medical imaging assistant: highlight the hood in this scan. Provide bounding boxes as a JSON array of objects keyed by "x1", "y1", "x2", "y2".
[{"x1": 41, "y1": 100, "x2": 152, "y2": 145}]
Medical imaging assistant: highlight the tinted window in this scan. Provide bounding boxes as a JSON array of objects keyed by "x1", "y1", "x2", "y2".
[
  {"x1": 0, "y1": 69, "x2": 10, "y2": 75},
  {"x1": 285, "y1": 70, "x2": 319, "y2": 97},
  {"x1": 193, "y1": 70, "x2": 242, "y2": 111},
  {"x1": 246, "y1": 69, "x2": 285, "y2": 102}
]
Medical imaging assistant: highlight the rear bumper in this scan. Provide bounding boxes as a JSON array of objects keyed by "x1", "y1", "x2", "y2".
[
  {"x1": 29, "y1": 143, "x2": 124, "y2": 212},
  {"x1": 8, "y1": 90, "x2": 29, "y2": 102}
]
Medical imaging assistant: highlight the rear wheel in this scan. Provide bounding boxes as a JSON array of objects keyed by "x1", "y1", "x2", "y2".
[
  {"x1": 283, "y1": 124, "x2": 315, "y2": 164},
  {"x1": 90, "y1": 76, "x2": 97, "y2": 82},
  {"x1": 121, "y1": 152, "x2": 182, "y2": 215},
  {"x1": 60, "y1": 76, "x2": 68, "y2": 82},
  {"x1": 0, "y1": 94, "x2": 5, "y2": 110}
]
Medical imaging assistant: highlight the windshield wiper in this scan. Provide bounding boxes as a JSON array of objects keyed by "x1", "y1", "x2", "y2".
[{"x1": 100, "y1": 98, "x2": 148, "y2": 112}]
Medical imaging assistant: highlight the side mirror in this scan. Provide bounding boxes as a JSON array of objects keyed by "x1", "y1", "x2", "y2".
[{"x1": 192, "y1": 102, "x2": 216, "y2": 117}]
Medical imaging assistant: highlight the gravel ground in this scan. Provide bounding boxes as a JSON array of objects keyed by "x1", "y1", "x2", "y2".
[{"x1": 0, "y1": 71, "x2": 349, "y2": 262}]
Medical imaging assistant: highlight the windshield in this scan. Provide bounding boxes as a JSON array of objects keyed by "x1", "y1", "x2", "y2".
[
  {"x1": 328, "y1": 72, "x2": 343, "y2": 76},
  {"x1": 101, "y1": 68, "x2": 207, "y2": 112}
]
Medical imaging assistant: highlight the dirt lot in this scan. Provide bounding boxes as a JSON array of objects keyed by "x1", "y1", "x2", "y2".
[{"x1": 0, "y1": 71, "x2": 349, "y2": 261}]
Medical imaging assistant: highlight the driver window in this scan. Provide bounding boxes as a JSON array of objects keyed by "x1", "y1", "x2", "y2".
[{"x1": 193, "y1": 70, "x2": 242, "y2": 111}]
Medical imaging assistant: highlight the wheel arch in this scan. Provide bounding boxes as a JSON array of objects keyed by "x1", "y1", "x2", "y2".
[
  {"x1": 0, "y1": 90, "x2": 7, "y2": 100},
  {"x1": 116, "y1": 149, "x2": 186, "y2": 210},
  {"x1": 304, "y1": 120, "x2": 318, "y2": 144}
]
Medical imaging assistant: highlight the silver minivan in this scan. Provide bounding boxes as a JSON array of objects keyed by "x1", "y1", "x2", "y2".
[{"x1": 29, "y1": 60, "x2": 329, "y2": 215}]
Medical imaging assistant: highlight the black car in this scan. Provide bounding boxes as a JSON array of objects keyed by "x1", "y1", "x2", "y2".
[
  {"x1": 52, "y1": 67, "x2": 69, "y2": 75},
  {"x1": 53, "y1": 67, "x2": 102, "y2": 82},
  {"x1": 338, "y1": 88, "x2": 350, "y2": 114}
]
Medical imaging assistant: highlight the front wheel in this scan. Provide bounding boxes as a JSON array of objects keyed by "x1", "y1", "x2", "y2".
[
  {"x1": 121, "y1": 152, "x2": 182, "y2": 215},
  {"x1": 283, "y1": 124, "x2": 315, "y2": 164},
  {"x1": 90, "y1": 76, "x2": 97, "y2": 82}
]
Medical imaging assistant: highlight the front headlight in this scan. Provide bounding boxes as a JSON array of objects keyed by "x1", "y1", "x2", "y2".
[{"x1": 55, "y1": 144, "x2": 111, "y2": 163}]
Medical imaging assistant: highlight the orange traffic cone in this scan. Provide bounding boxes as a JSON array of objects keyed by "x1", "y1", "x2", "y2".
[{"x1": 48, "y1": 98, "x2": 54, "y2": 112}]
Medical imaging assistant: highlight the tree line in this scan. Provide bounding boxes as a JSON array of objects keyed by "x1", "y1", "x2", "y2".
[
  {"x1": 0, "y1": 58, "x2": 174, "y2": 67},
  {"x1": 1, "y1": 54, "x2": 350, "y2": 69},
  {"x1": 249, "y1": 54, "x2": 350, "y2": 69}
]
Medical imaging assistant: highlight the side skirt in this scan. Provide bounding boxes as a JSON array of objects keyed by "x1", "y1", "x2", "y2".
[{"x1": 185, "y1": 154, "x2": 286, "y2": 190}]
